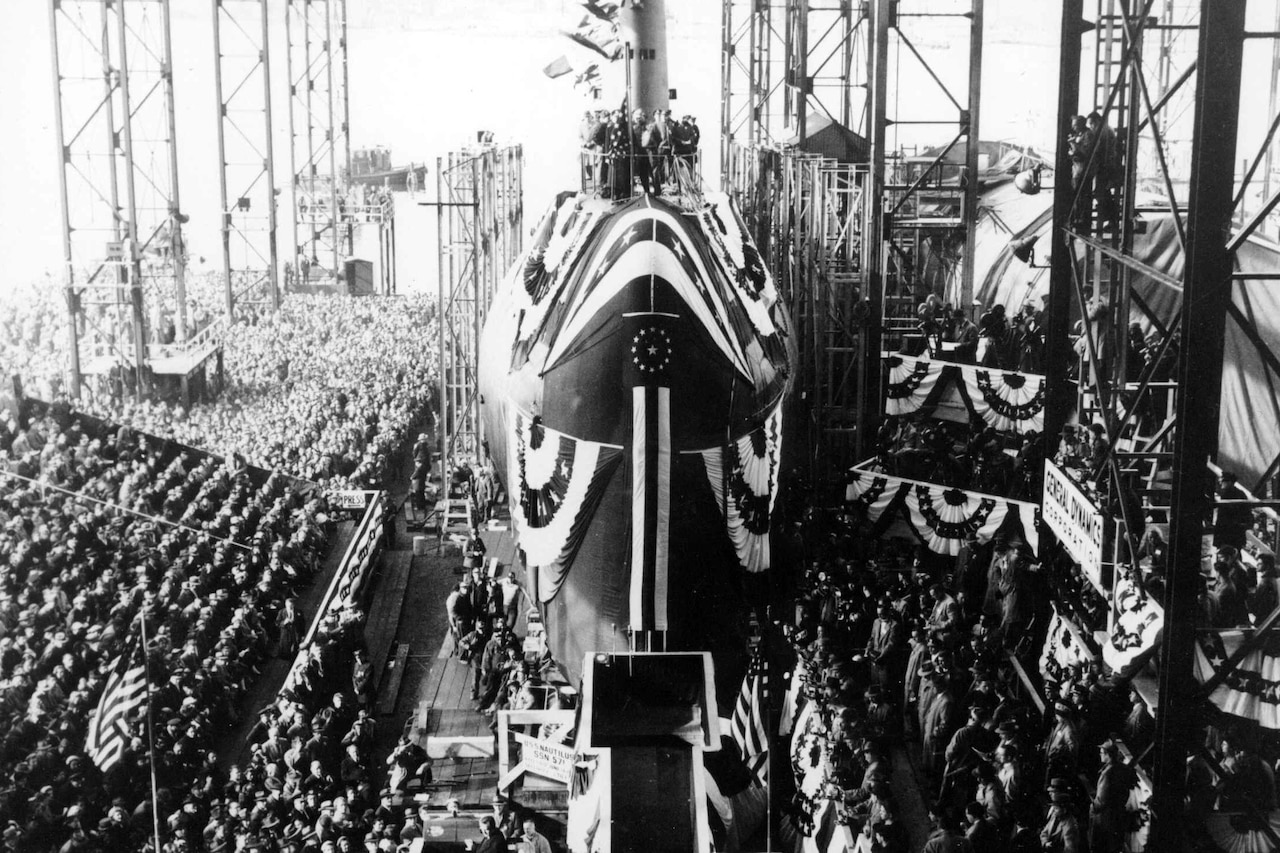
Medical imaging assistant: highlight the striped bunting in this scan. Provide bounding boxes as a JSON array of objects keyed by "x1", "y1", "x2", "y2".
[
  {"x1": 729, "y1": 657, "x2": 769, "y2": 787},
  {"x1": 84, "y1": 646, "x2": 147, "y2": 771}
]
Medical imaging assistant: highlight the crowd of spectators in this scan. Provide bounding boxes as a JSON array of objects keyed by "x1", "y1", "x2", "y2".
[
  {"x1": 779, "y1": 510, "x2": 1158, "y2": 853},
  {"x1": 875, "y1": 415, "x2": 1043, "y2": 501},
  {"x1": 0, "y1": 274, "x2": 452, "y2": 851},
  {"x1": 84, "y1": 294, "x2": 439, "y2": 490},
  {"x1": 0, "y1": 407, "x2": 333, "y2": 852},
  {"x1": 580, "y1": 106, "x2": 701, "y2": 199},
  {"x1": 911, "y1": 295, "x2": 1046, "y2": 373}
]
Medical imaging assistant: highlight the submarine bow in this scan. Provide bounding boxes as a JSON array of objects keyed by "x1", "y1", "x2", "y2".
[{"x1": 479, "y1": 192, "x2": 793, "y2": 686}]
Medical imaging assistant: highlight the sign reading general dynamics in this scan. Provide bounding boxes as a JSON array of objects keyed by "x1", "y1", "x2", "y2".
[
  {"x1": 1043, "y1": 461, "x2": 1106, "y2": 593},
  {"x1": 513, "y1": 733, "x2": 574, "y2": 785}
]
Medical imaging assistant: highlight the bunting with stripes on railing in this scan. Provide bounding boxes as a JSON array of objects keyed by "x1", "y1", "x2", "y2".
[
  {"x1": 844, "y1": 464, "x2": 1040, "y2": 557},
  {"x1": 1039, "y1": 606, "x2": 1096, "y2": 688},
  {"x1": 882, "y1": 354, "x2": 1046, "y2": 434},
  {"x1": 1195, "y1": 630, "x2": 1280, "y2": 730},
  {"x1": 885, "y1": 354, "x2": 948, "y2": 416}
]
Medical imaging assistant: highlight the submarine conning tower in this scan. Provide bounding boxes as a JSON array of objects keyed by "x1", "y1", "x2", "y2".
[{"x1": 620, "y1": 0, "x2": 669, "y2": 114}]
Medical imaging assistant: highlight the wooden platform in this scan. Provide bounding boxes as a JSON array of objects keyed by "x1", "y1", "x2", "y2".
[
  {"x1": 402, "y1": 525, "x2": 522, "y2": 809},
  {"x1": 368, "y1": 550, "x2": 413, "y2": 688}
]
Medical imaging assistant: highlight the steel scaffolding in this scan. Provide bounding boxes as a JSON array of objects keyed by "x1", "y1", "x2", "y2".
[
  {"x1": 726, "y1": 146, "x2": 867, "y2": 469},
  {"x1": 212, "y1": 0, "x2": 280, "y2": 319},
  {"x1": 721, "y1": 0, "x2": 986, "y2": 471},
  {"x1": 285, "y1": 0, "x2": 350, "y2": 284},
  {"x1": 49, "y1": 0, "x2": 188, "y2": 400},
  {"x1": 720, "y1": 0, "x2": 869, "y2": 182},
  {"x1": 434, "y1": 145, "x2": 525, "y2": 474},
  {"x1": 1045, "y1": 0, "x2": 1280, "y2": 846}
]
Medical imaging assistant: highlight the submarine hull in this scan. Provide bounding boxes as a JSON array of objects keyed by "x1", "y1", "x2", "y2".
[{"x1": 478, "y1": 192, "x2": 793, "y2": 697}]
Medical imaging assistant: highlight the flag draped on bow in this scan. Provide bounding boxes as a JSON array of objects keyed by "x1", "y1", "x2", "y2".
[
  {"x1": 508, "y1": 410, "x2": 623, "y2": 602},
  {"x1": 700, "y1": 401, "x2": 784, "y2": 573}
]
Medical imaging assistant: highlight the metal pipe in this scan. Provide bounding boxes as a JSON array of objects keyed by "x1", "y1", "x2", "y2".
[
  {"x1": 261, "y1": 0, "x2": 280, "y2": 310},
  {"x1": 48, "y1": 0, "x2": 81, "y2": 399},
  {"x1": 856, "y1": 0, "x2": 889, "y2": 461},
  {"x1": 959, "y1": 0, "x2": 983, "y2": 310},
  {"x1": 284, "y1": 0, "x2": 300, "y2": 277},
  {"x1": 160, "y1": 0, "x2": 187, "y2": 342},
  {"x1": 115, "y1": 0, "x2": 149, "y2": 399},
  {"x1": 212, "y1": 0, "x2": 234, "y2": 320},
  {"x1": 437, "y1": 156, "x2": 447, "y2": 482},
  {"x1": 324, "y1": 0, "x2": 340, "y2": 277},
  {"x1": 472, "y1": 155, "x2": 483, "y2": 459}
]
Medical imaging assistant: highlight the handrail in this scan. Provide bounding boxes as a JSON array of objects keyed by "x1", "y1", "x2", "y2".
[{"x1": 579, "y1": 147, "x2": 703, "y2": 202}]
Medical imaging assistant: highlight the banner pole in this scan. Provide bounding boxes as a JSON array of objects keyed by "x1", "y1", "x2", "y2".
[{"x1": 138, "y1": 610, "x2": 163, "y2": 853}]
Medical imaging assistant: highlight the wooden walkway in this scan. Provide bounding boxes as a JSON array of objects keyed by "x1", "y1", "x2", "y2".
[{"x1": 403, "y1": 523, "x2": 522, "y2": 810}]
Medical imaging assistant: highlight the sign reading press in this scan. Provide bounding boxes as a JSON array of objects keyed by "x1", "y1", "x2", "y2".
[{"x1": 1043, "y1": 461, "x2": 1106, "y2": 593}]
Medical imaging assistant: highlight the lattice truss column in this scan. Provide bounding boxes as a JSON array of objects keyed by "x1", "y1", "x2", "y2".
[
  {"x1": 1042, "y1": 0, "x2": 1280, "y2": 846},
  {"x1": 720, "y1": 0, "x2": 870, "y2": 183},
  {"x1": 435, "y1": 146, "x2": 525, "y2": 471},
  {"x1": 213, "y1": 0, "x2": 279, "y2": 319},
  {"x1": 49, "y1": 0, "x2": 188, "y2": 399},
  {"x1": 721, "y1": 1, "x2": 873, "y2": 471},
  {"x1": 869, "y1": 0, "x2": 984, "y2": 346},
  {"x1": 1047, "y1": 0, "x2": 1280, "y2": 541},
  {"x1": 285, "y1": 0, "x2": 350, "y2": 283}
]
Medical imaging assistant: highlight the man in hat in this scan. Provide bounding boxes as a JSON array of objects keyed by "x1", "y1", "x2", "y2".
[
  {"x1": 864, "y1": 600, "x2": 904, "y2": 689},
  {"x1": 914, "y1": 659, "x2": 939, "y2": 738},
  {"x1": 843, "y1": 741, "x2": 890, "y2": 806},
  {"x1": 1041, "y1": 779, "x2": 1082, "y2": 853},
  {"x1": 921, "y1": 666, "x2": 961, "y2": 783},
  {"x1": 940, "y1": 704, "x2": 998, "y2": 805},
  {"x1": 1044, "y1": 700, "x2": 1082, "y2": 783},
  {"x1": 491, "y1": 794, "x2": 521, "y2": 840},
  {"x1": 386, "y1": 735, "x2": 429, "y2": 793},
  {"x1": 925, "y1": 584, "x2": 961, "y2": 647},
  {"x1": 902, "y1": 627, "x2": 929, "y2": 738},
  {"x1": 1089, "y1": 739, "x2": 1138, "y2": 853},
  {"x1": 863, "y1": 684, "x2": 899, "y2": 741}
]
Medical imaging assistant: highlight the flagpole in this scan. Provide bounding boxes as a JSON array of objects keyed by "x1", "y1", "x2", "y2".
[
  {"x1": 138, "y1": 610, "x2": 163, "y2": 853},
  {"x1": 762, "y1": 654, "x2": 772, "y2": 853}
]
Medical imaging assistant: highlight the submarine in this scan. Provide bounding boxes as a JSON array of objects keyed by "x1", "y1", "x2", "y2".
[{"x1": 477, "y1": 0, "x2": 793, "y2": 702}]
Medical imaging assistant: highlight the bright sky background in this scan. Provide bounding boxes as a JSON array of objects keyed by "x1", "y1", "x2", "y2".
[{"x1": 0, "y1": 0, "x2": 1082, "y2": 292}]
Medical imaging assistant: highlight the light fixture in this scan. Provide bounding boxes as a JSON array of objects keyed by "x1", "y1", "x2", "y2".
[
  {"x1": 1010, "y1": 235, "x2": 1049, "y2": 268},
  {"x1": 1014, "y1": 164, "x2": 1044, "y2": 195}
]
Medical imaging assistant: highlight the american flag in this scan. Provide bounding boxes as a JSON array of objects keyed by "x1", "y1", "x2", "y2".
[
  {"x1": 729, "y1": 655, "x2": 769, "y2": 787},
  {"x1": 84, "y1": 645, "x2": 147, "y2": 771}
]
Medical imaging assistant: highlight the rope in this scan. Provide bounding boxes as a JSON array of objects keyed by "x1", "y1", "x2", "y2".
[{"x1": 0, "y1": 467, "x2": 252, "y2": 552}]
